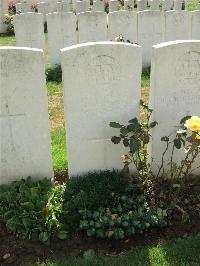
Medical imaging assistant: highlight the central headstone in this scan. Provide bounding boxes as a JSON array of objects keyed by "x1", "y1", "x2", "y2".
[
  {"x1": 61, "y1": 42, "x2": 142, "y2": 177},
  {"x1": 0, "y1": 47, "x2": 53, "y2": 184}
]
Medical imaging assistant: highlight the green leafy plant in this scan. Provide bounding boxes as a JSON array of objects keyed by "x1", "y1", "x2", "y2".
[
  {"x1": 0, "y1": 177, "x2": 68, "y2": 243},
  {"x1": 46, "y1": 65, "x2": 62, "y2": 83},
  {"x1": 110, "y1": 100, "x2": 157, "y2": 179},
  {"x1": 79, "y1": 188, "x2": 167, "y2": 240},
  {"x1": 62, "y1": 171, "x2": 128, "y2": 231}
]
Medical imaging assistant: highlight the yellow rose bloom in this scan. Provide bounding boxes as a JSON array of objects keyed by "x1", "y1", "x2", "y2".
[
  {"x1": 195, "y1": 133, "x2": 200, "y2": 140},
  {"x1": 185, "y1": 116, "x2": 200, "y2": 132}
]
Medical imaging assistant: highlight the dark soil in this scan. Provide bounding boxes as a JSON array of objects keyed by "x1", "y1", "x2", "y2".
[{"x1": 0, "y1": 217, "x2": 200, "y2": 266}]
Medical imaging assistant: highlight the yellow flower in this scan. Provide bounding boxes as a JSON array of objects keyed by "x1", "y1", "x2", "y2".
[
  {"x1": 195, "y1": 133, "x2": 200, "y2": 140},
  {"x1": 115, "y1": 35, "x2": 124, "y2": 42},
  {"x1": 4, "y1": 13, "x2": 10, "y2": 19},
  {"x1": 185, "y1": 116, "x2": 200, "y2": 132}
]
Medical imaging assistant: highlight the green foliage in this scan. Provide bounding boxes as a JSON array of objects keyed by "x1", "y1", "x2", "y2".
[
  {"x1": 62, "y1": 171, "x2": 128, "y2": 230},
  {"x1": 46, "y1": 65, "x2": 62, "y2": 83},
  {"x1": 0, "y1": 177, "x2": 68, "y2": 243},
  {"x1": 110, "y1": 100, "x2": 157, "y2": 179},
  {"x1": 79, "y1": 190, "x2": 167, "y2": 240}
]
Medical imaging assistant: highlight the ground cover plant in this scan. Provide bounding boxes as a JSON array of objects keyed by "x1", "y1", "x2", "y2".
[{"x1": 0, "y1": 177, "x2": 68, "y2": 243}]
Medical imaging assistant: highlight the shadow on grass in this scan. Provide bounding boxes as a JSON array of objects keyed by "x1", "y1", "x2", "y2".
[{"x1": 35, "y1": 234, "x2": 200, "y2": 266}]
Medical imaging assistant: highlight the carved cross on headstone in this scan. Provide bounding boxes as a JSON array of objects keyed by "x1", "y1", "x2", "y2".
[
  {"x1": 0, "y1": 98, "x2": 25, "y2": 151},
  {"x1": 24, "y1": 33, "x2": 36, "y2": 47}
]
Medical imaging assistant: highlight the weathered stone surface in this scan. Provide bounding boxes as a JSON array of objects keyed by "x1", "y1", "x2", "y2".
[
  {"x1": 0, "y1": 47, "x2": 53, "y2": 184},
  {"x1": 78, "y1": 11, "x2": 107, "y2": 43},
  {"x1": 13, "y1": 12, "x2": 45, "y2": 50},
  {"x1": 164, "y1": 11, "x2": 190, "y2": 41},
  {"x1": 47, "y1": 12, "x2": 77, "y2": 67},
  {"x1": 191, "y1": 10, "x2": 200, "y2": 39},
  {"x1": 61, "y1": 42, "x2": 142, "y2": 177},
  {"x1": 138, "y1": 10, "x2": 164, "y2": 68},
  {"x1": 108, "y1": 11, "x2": 137, "y2": 44},
  {"x1": 150, "y1": 40, "x2": 200, "y2": 175}
]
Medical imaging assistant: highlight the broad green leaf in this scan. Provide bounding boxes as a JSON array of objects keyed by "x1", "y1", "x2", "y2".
[
  {"x1": 174, "y1": 139, "x2": 182, "y2": 149},
  {"x1": 130, "y1": 139, "x2": 141, "y2": 153},
  {"x1": 57, "y1": 230, "x2": 68, "y2": 240},
  {"x1": 161, "y1": 136, "x2": 169, "y2": 142},
  {"x1": 150, "y1": 121, "x2": 158, "y2": 128},
  {"x1": 109, "y1": 122, "x2": 122, "y2": 128},
  {"x1": 120, "y1": 127, "x2": 129, "y2": 136},
  {"x1": 39, "y1": 231, "x2": 50, "y2": 242}
]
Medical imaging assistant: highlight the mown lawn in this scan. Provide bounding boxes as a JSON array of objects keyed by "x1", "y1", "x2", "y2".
[{"x1": 35, "y1": 234, "x2": 200, "y2": 266}]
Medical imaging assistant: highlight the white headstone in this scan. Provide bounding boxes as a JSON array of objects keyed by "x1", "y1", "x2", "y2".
[
  {"x1": 57, "y1": 1, "x2": 69, "y2": 12},
  {"x1": 191, "y1": 10, "x2": 200, "y2": 39},
  {"x1": 124, "y1": 0, "x2": 134, "y2": 11},
  {"x1": 173, "y1": 0, "x2": 182, "y2": 10},
  {"x1": 0, "y1": 0, "x2": 8, "y2": 33},
  {"x1": 137, "y1": 0, "x2": 147, "y2": 11},
  {"x1": 78, "y1": 11, "x2": 107, "y2": 43},
  {"x1": 109, "y1": 0, "x2": 119, "y2": 12},
  {"x1": 49, "y1": 0, "x2": 59, "y2": 12},
  {"x1": 47, "y1": 12, "x2": 77, "y2": 67},
  {"x1": 0, "y1": 47, "x2": 53, "y2": 184},
  {"x1": 149, "y1": 0, "x2": 160, "y2": 10},
  {"x1": 14, "y1": 13, "x2": 45, "y2": 50},
  {"x1": 108, "y1": 11, "x2": 137, "y2": 44},
  {"x1": 164, "y1": 11, "x2": 190, "y2": 41},
  {"x1": 93, "y1": 0, "x2": 104, "y2": 11},
  {"x1": 76, "y1": 0, "x2": 88, "y2": 13},
  {"x1": 0, "y1": 0, "x2": 7, "y2": 13},
  {"x1": 138, "y1": 10, "x2": 164, "y2": 68},
  {"x1": 61, "y1": 42, "x2": 142, "y2": 177},
  {"x1": 150, "y1": 40, "x2": 200, "y2": 175},
  {"x1": 162, "y1": 0, "x2": 173, "y2": 11},
  {"x1": 16, "y1": 3, "x2": 32, "y2": 13},
  {"x1": 37, "y1": 2, "x2": 51, "y2": 22}
]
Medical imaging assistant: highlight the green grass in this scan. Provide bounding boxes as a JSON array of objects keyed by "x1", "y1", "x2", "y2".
[
  {"x1": 51, "y1": 128, "x2": 67, "y2": 172},
  {"x1": 0, "y1": 34, "x2": 16, "y2": 46},
  {"x1": 47, "y1": 81, "x2": 63, "y2": 96},
  {"x1": 34, "y1": 234, "x2": 200, "y2": 266},
  {"x1": 142, "y1": 73, "x2": 150, "y2": 88},
  {"x1": 187, "y1": 2, "x2": 200, "y2": 11}
]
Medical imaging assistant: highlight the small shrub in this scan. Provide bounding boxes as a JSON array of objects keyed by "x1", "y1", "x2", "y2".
[
  {"x1": 46, "y1": 65, "x2": 62, "y2": 83},
  {"x1": 62, "y1": 170, "x2": 128, "y2": 230},
  {"x1": 0, "y1": 177, "x2": 68, "y2": 243}
]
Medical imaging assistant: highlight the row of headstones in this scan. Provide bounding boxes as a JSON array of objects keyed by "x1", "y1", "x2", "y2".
[
  {"x1": 0, "y1": 40, "x2": 200, "y2": 184},
  {"x1": 11, "y1": 0, "x2": 200, "y2": 14},
  {"x1": 13, "y1": 9, "x2": 200, "y2": 68},
  {"x1": 0, "y1": 0, "x2": 198, "y2": 33}
]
